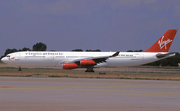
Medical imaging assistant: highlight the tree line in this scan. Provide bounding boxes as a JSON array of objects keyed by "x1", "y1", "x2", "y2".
[
  {"x1": 0, "y1": 42, "x2": 101, "y2": 59},
  {"x1": 0, "y1": 42, "x2": 47, "y2": 59},
  {"x1": 1, "y1": 44, "x2": 180, "y2": 66},
  {"x1": 71, "y1": 49, "x2": 101, "y2": 52}
]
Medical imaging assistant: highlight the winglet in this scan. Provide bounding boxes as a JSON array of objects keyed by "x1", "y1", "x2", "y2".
[
  {"x1": 110, "y1": 51, "x2": 119, "y2": 57},
  {"x1": 143, "y1": 29, "x2": 178, "y2": 52}
]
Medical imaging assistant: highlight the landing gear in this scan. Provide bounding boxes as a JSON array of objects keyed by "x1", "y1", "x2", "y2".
[
  {"x1": 85, "y1": 67, "x2": 94, "y2": 72},
  {"x1": 18, "y1": 67, "x2": 22, "y2": 71}
]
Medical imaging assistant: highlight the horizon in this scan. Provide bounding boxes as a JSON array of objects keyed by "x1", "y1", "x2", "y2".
[{"x1": 0, "y1": 0, "x2": 180, "y2": 55}]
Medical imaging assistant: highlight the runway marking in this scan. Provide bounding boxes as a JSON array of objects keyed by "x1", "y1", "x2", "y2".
[
  {"x1": 0, "y1": 86, "x2": 13, "y2": 88},
  {"x1": 7, "y1": 85, "x2": 180, "y2": 89},
  {"x1": 2, "y1": 85, "x2": 180, "y2": 96}
]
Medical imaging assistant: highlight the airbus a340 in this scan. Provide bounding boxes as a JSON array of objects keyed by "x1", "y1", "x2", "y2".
[{"x1": 1, "y1": 29, "x2": 178, "y2": 72}]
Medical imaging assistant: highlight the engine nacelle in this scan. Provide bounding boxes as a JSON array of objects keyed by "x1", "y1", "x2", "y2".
[
  {"x1": 63, "y1": 63, "x2": 78, "y2": 69},
  {"x1": 81, "y1": 60, "x2": 96, "y2": 66}
]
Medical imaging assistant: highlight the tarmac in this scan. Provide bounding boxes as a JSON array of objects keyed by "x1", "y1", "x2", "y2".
[{"x1": 0, "y1": 77, "x2": 180, "y2": 111}]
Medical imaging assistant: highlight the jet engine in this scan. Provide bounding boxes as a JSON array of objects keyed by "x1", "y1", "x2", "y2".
[
  {"x1": 63, "y1": 60, "x2": 96, "y2": 70},
  {"x1": 63, "y1": 63, "x2": 78, "y2": 69},
  {"x1": 81, "y1": 60, "x2": 96, "y2": 66}
]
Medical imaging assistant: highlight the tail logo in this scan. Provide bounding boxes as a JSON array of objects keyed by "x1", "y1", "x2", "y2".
[{"x1": 158, "y1": 36, "x2": 172, "y2": 49}]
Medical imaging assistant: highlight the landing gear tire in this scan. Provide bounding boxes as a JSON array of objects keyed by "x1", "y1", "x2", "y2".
[{"x1": 85, "y1": 68, "x2": 94, "y2": 72}]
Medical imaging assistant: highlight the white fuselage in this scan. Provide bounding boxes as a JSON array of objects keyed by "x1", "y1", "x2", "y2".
[
  {"x1": 1, "y1": 51, "x2": 162, "y2": 68},
  {"x1": 1, "y1": 29, "x2": 177, "y2": 70}
]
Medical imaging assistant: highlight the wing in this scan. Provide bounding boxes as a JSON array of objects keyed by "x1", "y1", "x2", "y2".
[
  {"x1": 62, "y1": 52, "x2": 119, "y2": 69},
  {"x1": 91, "y1": 51, "x2": 119, "y2": 63},
  {"x1": 75, "y1": 51, "x2": 119, "y2": 64}
]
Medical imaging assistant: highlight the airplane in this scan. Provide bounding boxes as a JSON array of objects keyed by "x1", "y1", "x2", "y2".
[{"x1": 1, "y1": 29, "x2": 178, "y2": 72}]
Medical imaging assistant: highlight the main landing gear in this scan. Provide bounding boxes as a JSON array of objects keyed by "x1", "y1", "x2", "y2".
[{"x1": 85, "y1": 67, "x2": 94, "y2": 72}]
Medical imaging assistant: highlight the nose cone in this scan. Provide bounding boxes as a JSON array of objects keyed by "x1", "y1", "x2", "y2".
[{"x1": 1, "y1": 57, "x2": 8, "y2": 63}]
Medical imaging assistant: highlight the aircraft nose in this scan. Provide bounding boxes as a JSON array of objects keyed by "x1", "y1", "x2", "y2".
[{"x1": 1, "y1": 57, "x2": 8, "y2": 63}]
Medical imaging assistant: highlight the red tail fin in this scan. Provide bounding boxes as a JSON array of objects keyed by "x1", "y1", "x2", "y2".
[{"x1": 143, "y1": 29, "x2": 178, "y2": 52}]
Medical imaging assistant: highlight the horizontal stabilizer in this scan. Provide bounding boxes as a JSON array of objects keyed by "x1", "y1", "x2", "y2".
[{"x1": 156, "y1": 52, "x2": 178, "y2": 59}]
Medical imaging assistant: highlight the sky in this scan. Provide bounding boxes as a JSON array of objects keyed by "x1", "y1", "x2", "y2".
[{"x1": 0, "y1": 0, "x2": 180, "y2": 55}]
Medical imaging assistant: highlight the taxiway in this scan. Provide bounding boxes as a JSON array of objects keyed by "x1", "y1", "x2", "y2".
[{"x1": 0, "y1": 77, "x2": 180, "y2": 111}]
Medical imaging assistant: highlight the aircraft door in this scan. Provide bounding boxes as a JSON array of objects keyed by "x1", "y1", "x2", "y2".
[{"x1": 15, "y1": 53, "x2": 20, "y2": 61}]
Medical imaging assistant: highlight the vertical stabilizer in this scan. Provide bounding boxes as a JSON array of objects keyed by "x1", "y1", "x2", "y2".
[{"x1": 143, "y1": 29, "x2": 178, "y2": 52}]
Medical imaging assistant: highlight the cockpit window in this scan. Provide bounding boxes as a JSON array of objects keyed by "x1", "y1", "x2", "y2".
[{"x1": 6, "y1": 55, "x2": 10, "y2": 57}]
